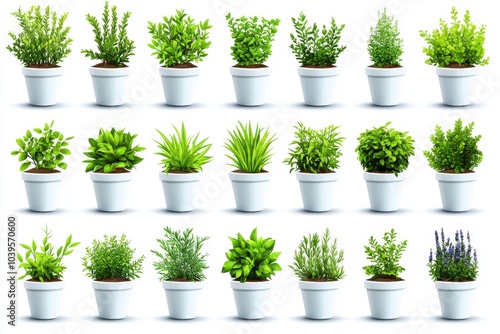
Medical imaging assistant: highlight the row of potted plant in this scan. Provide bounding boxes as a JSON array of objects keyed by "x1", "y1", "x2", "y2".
[
  {"x1": 7, "y1": 4, "x2": 489, "y2": 107},
  {"x1": 18, "y1": 226, "x2": 479, "y2": 321}
]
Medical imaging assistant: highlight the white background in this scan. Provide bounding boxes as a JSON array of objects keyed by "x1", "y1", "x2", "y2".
[{"x1": 1, "y1": 0, "x2": 499, "y2": 333}]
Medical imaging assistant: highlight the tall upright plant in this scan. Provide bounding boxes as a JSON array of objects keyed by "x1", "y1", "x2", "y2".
[{"x1": 367, "y1": 8, "x2": 403, "y2": 67}]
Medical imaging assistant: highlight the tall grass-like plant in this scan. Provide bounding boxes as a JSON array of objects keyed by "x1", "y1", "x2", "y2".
[{"x1": 367, "y1": 8, "x2": 403, "y2": 67}]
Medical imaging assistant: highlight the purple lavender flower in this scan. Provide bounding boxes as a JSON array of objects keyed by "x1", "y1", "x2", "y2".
[{"x1": 429, "y1": 249, "x2": 433, "y2": 262}]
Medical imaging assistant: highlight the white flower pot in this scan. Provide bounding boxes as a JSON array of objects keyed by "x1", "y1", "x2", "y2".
[
  {"x1": 159, "y1": 172, "x2": 201, "y2": 212},
  {"x1": 89, "y1": 66, "x2": 131, "y2": 106},
  {"x1": 230, "y1": 66, "x2": 271, "y2": 106},
  {"x1": 90, "y1": 171, "x2": 132, "y2": 212},
  {"x1": 92, "y1": 280, "x2": 134, "y2": 320},
  {"x1": 435, "y1": 281, "x2": 477, "y2": 320},
  {"x1": 22, "y1": 67, "x2": 63, "y2": 106},
  {"x1": 436, "y1": 172, "x2": 477, "y2": 212},
  {"x1": 366, "y1": 66, "x2": 406, "y2": 106},
  {"x1": 230, "y1": 280, "x2": 272, "y2": 320},
  {"x1": 364, "y1": 280, "x2": 406, "y2": 320},
  {"x1": 21, "y1": 171, "x2": 63, "y2": 212},
  {"x1": 159, "y1": 66, "x2": 200, "y2": 106},
  {"x1": 436, "y1": 67, "x2": 478, "y2": 106},
  {"x1": 298, "y1": 280, "x2": 341, "y2": 320},
  {"x1": 298, "y1": 66, "x2": 339, "y2": 106},
  {"x1": 24, "y1": 280, "x2": 65, "y2": 319},
  {"x1": 363, "y1": 172, "x2": 404, "y2": 212},
  {"x1": 162, "y1": 281, "x2": 204, "y2": 319},
  {"x1": 228, "y1": 171, "x2": 271, "y2": 212},
  {"x1": 296, "y1": 172, "x2": 338, "y2": 212}
]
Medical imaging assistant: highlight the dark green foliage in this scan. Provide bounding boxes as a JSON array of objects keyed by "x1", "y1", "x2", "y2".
[{"x1": 363, "y1": 229, "x2": 407, "y2": 280}]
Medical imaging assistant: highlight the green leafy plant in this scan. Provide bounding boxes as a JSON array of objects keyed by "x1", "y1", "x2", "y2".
[
  {"x1": 6, "y1": 5, "x2": 72, "y2": 66},
  {"x1": 155, "y1": 122, "x2": 212, "y2": 173},
  {"x1": 83, "y1": 128, "x2": 145, "y2": 173},
  {"x1": 17, "y1": 225, "x2": 80, "y2": 282},
  {"x1": 148, "y1": 9, "x2": 212, "y2": 68},
  {"x1": 290, "y1": 12, "x2": 346, "y2": 67},
  {"x1": 419, "y1": 6, "x2": 489, "y2": 67},
  {"x1": 355, "y1": 122, "x2": 415, "y2": 176},
  {"x1": 81, "y1": 1, "x2": 135, "y2": 67},
  {"x1": 289, "y1": 228, "x2": 345, "y2": 281},
  {"x1": 151, "y1": 226, "x2": 209, "y2": 282},
  {"x1": 82, "y1": 234, "x2": 145, "y2": 281},
  {"x1": 363, "y1": 228, "x2": 407, "y2": 281},
  {"x1": 423, "y1": 119, "x2": 482, "y2": 173},
  {"x1": 367, "y1": 8, "x2": 403, "y2": 67},
  {"x1": 11, "y1": 120, "x2": 74, "y2": 172},
  {"x1": 222, "y1": 228, "x2": 282, "y2": 283},
  {"x1": 226, "y1": 13, "x2": 280, "y2": 67},
  {"x1": 284, "y1": 122, "x2": 344, "y2": 173}
]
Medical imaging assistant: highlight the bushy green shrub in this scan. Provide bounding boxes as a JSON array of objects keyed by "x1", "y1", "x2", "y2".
[
  {"x1": 367, "y1": 8, "x2": 403, "y2": 67},
  {"x1": 363, "y1": 229, "x2": 407, "y2": 280}
]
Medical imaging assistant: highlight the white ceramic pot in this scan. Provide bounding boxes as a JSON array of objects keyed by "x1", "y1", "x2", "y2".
[
  {"x1": 162, "y1": 280, "x2": 204, "y2": 320},
  {"x1": 228, "y1": 171, "x2": 271, "y2": 212},
  {"x1": 159, "y1": 172, "x2": 201, "y2": 212},
  {"x1": 22, "y1": 67, "x2": 63, "y2": 106},
  {"x1": 89, "y1": 66, "x2": 131, "y2": 106},
  {"x1": 363, "y1": 172, "x2": 404, "y2": 212},
  {"x1": 436, "y1": 172, "x2": 477, "y2": 212},
  {"x1": 436, "y1": 67, "x2": 478, "y2": 106},
  {"x1": 230, "y1": 280, "x2": 272, "y2": 320},
  {"x1": 296, "y1": 172, "x2": 338, "y2": 212},
  {"x1": 24, "y1": 280, "x2": 65, "y2": 319},
  {"x1": 364, "y1": 280, "x2": 406, "y2": 320},
  {"x1": 298, "y1": 66, "x2": 339, "y2": 106},
  {"x1": 21, "y1": 171, "x2": 63, "y2": 212},
  {"x1": 435, "y1": 281, "x2": 477, "y2": 320},
  {"x1": 298, "y1": 280, "x2": 341, "y2": 320},
  {"x1": 90, "y1": 171, "x2": 132, "y2": 212},
  {"x1": 92, "y1": 280, "x2": 134, "y2": 320},
  {"x1": 230, "y1": 66, "x2": 271, "y2": 106},
  {"x1": 159, "y1": 66, "x2": 200, "y2": 106},
  {"x1": 366, "y1": 66, "x2": 406, "y2": 106}
]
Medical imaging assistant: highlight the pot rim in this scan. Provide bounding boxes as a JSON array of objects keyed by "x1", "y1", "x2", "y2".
[
  {"x1": 230, "y1": 279, "x2": 272, "y2": 290},
  {"x1": 162, "y1": 280, "x2": 205, "y2": 290},
  {"x1": 228, "y1": 170, "x2": 271, "y2": 182},
  {"x1": 296, "y1": 171, "x2": 338, "y2": 182},
  {"x1": 363, "y1": 171, "x2": 405, "y2": 182},
  {"x1": 230, "y1": 66, "x2": 271, "y2": 77},
  {"x1": 89, "y1": 66, "x2": 131, "y2": 77},
  {"x1": 364, "y1": 279, "x2": 407, "y2": 290},
  {"x1": 365, "y1": 66, "x2": 406, "y2": 77},
  {"x1": 22, "y1": 66, "x2": 64, "y2": 77},
  {"x1": 92, "y1": 280, "x2": 134, "y2": 291},
  {"x1": 90, "y1": 170, "x2": 133, "y2": 182},
  {"x1": 159, "y1": 171, "x2": 202, "y2": 182},
  {"x1": 21, "y1": 171, "x2": 64, "y2": 182},
  {"x1": 24, "y1": 280, "x2": 65, "y2": 290},
  {"x1": 159, "y1": 66, "x2": 201, "y2": 77},
  {"x1": 435, "y1": 171, "x2": 477, "y2": 182},
  {"x1": 436, "y1": 66, "x2": 478, "y2": 77},
  {"x1": 298, "y1": 66, "x2": 339, "y2": 77},
  {"x1": 298, "y1": 279, "x2": 342, "y2": 290},
  {"x1": 435, "y1": 280, "x2": 478, "y2": 291}
]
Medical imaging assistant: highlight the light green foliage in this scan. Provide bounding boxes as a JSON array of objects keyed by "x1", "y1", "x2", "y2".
[
  {"x1": 151, "y1": 226, "x2": 209, "y2": 282},
  {"x1": 222, "y1": 228, "x2": 282, "y2": 283},
  {"x1": 226, "y1": 13, "x2": 280, "y2": 66},
  {"x1": 17, "y1": 225, "x2": 80, "y2": 282},
  {"x1": 11, "y1": 120, "x2": 73, "y2": 172},
  {"x1": 284, "y1": 122, "x2": 344, "y2": 173},
  {"x1": 6, "y1": 5, "x2": 72, "y2": 66},
  {"x1": 289, "y1": 228, "x2": 345, "y2": 281},
  {"x1": 290, "y1": 12, "x2": 346, "y2": 66},
  {"x1": 82, "y1": 234, "x2": 145, "y2": 281},
  {"x1": 155, "y1": 122, "x2": 212, "y2": 173},
  {"x1": 423, "y1": 119, "x2": 482, "y2": 173},
  {"x1": 420, "y1": 7, "x2": 489, "y2": 67},
  {"x1": 355, "y1": 122, "x2": 415, "y2": 176},
  {"x1": 363, "y1": 229, "x2": 407, "y2": 280},
  {"x1": 367, "y1": 8, "x2": 403, "y2": 67},
  {"x1": 81, "y1": 1, "x2": 135, "y2": 67},
  {"x1": 83, "y1": 128, "x2": 145, "y2": 173},
  {"x1": 148, "y1": 9, "x2": 212, "y2": 67}
]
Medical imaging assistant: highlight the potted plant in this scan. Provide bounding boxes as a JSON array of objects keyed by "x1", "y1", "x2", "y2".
[
  {"x1": 420, "y1": 7, "x2": 489, "y2": 106},
  {"x1": 17, "y1": 225, "x2": 80, "y2": 319},
  {"x1": 11, "y1": 121, "x2": 73, "y2": 212},
  {"x1": 366, "y1": 8, "x2": 405, "y2": 106},
  {"x1": 81, "y1": 1, "x2": 136, "y2": 106},
  {"x1": 148, "y1": 9, "x2": 212, "y2": 106},
  {"x1": 82, "y1": 234, "x2": 145, "y2": 320},
  {"x1": 363, "y1": 228, "x2": 407, "y2": 320},
  {"x1": 83, "y1": 127, "x2": 145, "y2": 212},
  {"x1": 226, "y1": 13, "x2": 280, "y2": 106},
  {"x1": 355, "y1": 122, "x2": 415, "y2": 212},
  {"x1": 423, "y1": 119, "x2": 482, "y2": 212},
  {"x1": 154, "y1": 122, "x2": 212, "y2": 212},
  {"x1": 289, "y1": 228, "x2": 345, "y2": 319},
  {"x1": 290, "y1": 12, "x2": 346, "y2": 106},
  {"x1": 6, "y1": 5, "x2": 72, "y2": 106},
  {"x1": 151, "y1": 226, "x2": 209, "y2": 319},
  {"x1": 428, "y1": 228, "x2": 478, "y2": 319},
  {"x1": 221, "y1": 228, "x2": 282, "y2": 320},
  {"x1": 284, "y1": 122, "x2": 344, "y2": 212},
  {"x1": 224, "y1": 121, "x2": 276, "y2": 212}
]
